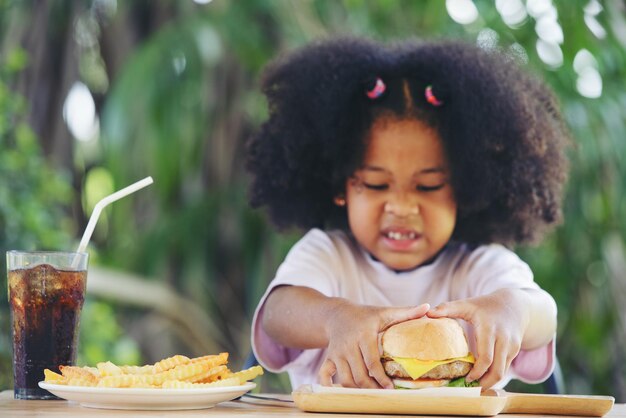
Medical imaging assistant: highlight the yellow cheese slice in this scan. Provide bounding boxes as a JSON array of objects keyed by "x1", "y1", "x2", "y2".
[{"x1": 393, "y1": 353, "x2": 475, "y2": 380}]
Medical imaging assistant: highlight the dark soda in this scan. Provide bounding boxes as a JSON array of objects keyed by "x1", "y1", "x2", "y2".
[{"x1": 8, "y1": 263, "x2": 86, "y2": 399}]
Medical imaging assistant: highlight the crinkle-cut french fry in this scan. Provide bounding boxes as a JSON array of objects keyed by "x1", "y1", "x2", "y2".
[
  {"x1": 97, "y1": 374, "x2": 138, "y2": 388},
  {"x1": 188, "y1": 365, "x2": 227, "y2": 383},
  {"x1": 50, "y1": 352, "x2": 259, "y2": 389},
  {"x1": 44, "y1": 369, "x2": 66, "y2": 383},
  {"x1": 67, "y1": 377, "x2": 97, "y2": 387},
  {"x1": 97, "y1": 361, "x2": 123, "y2": 376},
  {"x1": 161, "y1": 380, "x2": 195, "y2": 389},
  {"x1": 186, "y1": 353, "x2": 228, "y2": 376},
  {"x1": 59, "y1": 365, "x2": 98, "y2": 383},
  {"x1": 130, "y1": 361, "x2": 210, "y2": 387},
  {"x1": 130, "y1": 381, "x2": 161, "y2": 388},
  {"x1": 141, "y1": 356, "x2": 230, "y2": 386},
  {"x1": 162, "y1": 359, "x2": 217, "y2": 382},
  {"x1": 189, "y1": 352, "x2": 229, "y2": 364},
  {"x1": 84, "y1": 366, "x2": 100, "y2": 376},
  {"x1": 199, "y1": 376, "x2": 241, "y2": 387},
  {"x1": 196, "y1": 367, "x2": 231, "y2": 384},
  {"x1": 119, "y1": 364, "x2": 155, "y2": 375},
  {"x1": 134, "y1": 372, "x2": 164, "y2": 386},
  {"x1": 162, "y1": 376, "x2": 241, "y2": 389},
  {"x1": 225, "y1": 365, "x2": 264, "y2": 384},
  {"x1": 153, "y1": 355, "x2": 190, "y2": 373}
]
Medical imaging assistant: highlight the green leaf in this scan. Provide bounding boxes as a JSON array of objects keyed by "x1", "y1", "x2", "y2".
[{"x1": 448, "y1": 377, "x2": 479, "y2": 387}]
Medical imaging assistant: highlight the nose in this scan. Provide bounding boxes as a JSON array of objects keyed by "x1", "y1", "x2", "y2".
[{"x1": 384, "y1": 193, "x2": 419, "y2": 217}]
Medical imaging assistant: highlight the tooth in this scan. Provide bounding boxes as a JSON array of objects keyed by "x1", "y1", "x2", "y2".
[{"x1": 386, "y1": 231, "x2": 417, "y2": 240}]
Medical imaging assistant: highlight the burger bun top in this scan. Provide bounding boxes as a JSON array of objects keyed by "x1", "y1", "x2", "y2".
[{"x1": 382, "y1": 317, "x2": 469, "y2": 361}]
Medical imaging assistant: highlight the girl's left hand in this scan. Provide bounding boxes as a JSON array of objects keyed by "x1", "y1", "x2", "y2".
[{"x1": 427, "y1": 288, "x2": 530, "y2": 389}]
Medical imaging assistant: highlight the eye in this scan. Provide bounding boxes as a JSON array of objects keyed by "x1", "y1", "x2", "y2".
[
  {"x1": 417, "y1": 184, "x2": 445, "y2": 192},
  {"x1": 363, "y1": 183, "x2": 389, "y2": 191}
]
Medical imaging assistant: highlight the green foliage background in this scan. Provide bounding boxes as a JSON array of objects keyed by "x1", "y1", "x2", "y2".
[
  {"x1": 1, "y1": 0, "x2": 625, "y2": 398},
  {"x1": 0, "y1": 49, "x2": 73, "y2": 389}
]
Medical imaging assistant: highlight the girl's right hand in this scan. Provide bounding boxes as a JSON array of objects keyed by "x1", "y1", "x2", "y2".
[{"x1": 318, "y1": 302, "x2": 430, "y2": 389}]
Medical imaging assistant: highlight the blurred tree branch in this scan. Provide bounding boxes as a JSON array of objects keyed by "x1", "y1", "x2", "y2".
[{"x1": 87, "y1": 266, "x2": 227, "y2": 356}]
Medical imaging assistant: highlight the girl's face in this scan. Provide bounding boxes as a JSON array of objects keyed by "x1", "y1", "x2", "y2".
[{"x1": 344, "y1": 117, "x2": 457, "y2": 271}]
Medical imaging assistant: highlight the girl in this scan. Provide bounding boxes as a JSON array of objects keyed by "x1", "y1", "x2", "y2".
[{"x1": 246, "y1": 37, "x2": 569, "y2": 390}]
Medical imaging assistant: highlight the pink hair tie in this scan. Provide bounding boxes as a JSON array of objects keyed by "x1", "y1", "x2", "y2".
[
  {"x1": 366, "y1": 77, "x2": 386, "y2": 99},
  {"x1": 425, "y1": 85, "x2": 444, "y2": 106}
]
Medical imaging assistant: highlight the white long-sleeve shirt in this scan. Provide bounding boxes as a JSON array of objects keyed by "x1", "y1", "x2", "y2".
[{"x1": 252, "y1": 228, "x2": 555, "y2": 390}]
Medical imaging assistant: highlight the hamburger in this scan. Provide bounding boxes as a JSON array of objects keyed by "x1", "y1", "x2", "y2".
[{"x1": 381, "y1": 317, "x2": 477, "y2": 389}]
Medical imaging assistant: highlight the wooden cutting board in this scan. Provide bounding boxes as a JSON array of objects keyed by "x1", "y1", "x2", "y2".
[{"x1": 291, "y1": 385, "x2": 615, "y2": 416}]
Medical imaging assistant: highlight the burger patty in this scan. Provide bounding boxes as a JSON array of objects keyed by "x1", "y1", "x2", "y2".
[{"x1": 382, "y1": 359, "x2": 472, "y2": 380}]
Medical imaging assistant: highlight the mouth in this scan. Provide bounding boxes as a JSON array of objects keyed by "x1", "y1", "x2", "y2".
[
  {"x1": 381, "y1": 228, "x2": 421, "y2": 249},
  {"x1": 384, "y1": 230, "x2": 417, "y2": 240}
]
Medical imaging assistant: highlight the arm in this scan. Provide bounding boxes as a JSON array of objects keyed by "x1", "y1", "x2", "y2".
[
  {"x1": 428, "y1": 287, "x2": 557, "y2": 389},
  {"x1": 515, "y1": 288, "x2": 557, "y2": 350},
  {"x1": 262, "y1": 285, "x2": 430, "y2": 388},
  {"x1": 262, "y1": 285, "x2": 345, "y2": 349}
]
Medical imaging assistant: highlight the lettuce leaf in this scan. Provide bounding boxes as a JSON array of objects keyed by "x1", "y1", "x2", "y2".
[{"x1": 447, "y1": 377, "x2": 479, "y2": 387}]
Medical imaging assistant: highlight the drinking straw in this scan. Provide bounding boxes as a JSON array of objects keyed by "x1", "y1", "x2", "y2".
[{"x1": 76, "y1": 176, "x2": 154, "y2": 254}]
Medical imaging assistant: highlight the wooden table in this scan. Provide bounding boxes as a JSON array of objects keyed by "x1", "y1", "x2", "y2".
[{"x1": 2, "y1": 390, "x2": 625, "y2": 417}]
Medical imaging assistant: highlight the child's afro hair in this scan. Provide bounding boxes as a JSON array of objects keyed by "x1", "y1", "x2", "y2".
[{"x1": 246, "y1": 36, "x2": 570, "y2": 246}]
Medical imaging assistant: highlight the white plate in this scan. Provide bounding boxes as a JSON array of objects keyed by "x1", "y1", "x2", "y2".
[{"x1": 38, "y1": 381, "x2": 255, "y2": 410}]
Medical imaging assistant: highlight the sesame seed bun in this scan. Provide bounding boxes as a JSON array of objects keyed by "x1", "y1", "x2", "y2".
[{"x1": 382, "y1": 317, "x2": 469, "y2": 361}]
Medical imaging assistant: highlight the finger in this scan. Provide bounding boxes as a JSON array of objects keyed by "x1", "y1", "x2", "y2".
[
  {"x1": 381, "y1": 303, "x2": 430, "y2": 331},
  {"x1": 346, "y1": 346, "x2": 380, "y2": 389},
  {"x1": 505, "y1": 342, "x2": 520, "y2": 372},
  {"x1": 427, "y1": 300, "x2": 473, "y2": 321},
  {"x1": 360, "y1": 340, "x2": 393, "y2": 389},
  {"x1": 333, "y1": 358, "x2": 357, "y2": 388},
  {"x1": 478, "y1": 336, "x2": 520, "y2": 389},
  {"x1": 466, "y1": 325, "x2": 495, "y2": 382},
  {"x1": 318, "y1": 359, "x2": 336, "y2": 387},
  {"x1": 478, "y1": 338, "x2": 508, "y2": 389}
]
